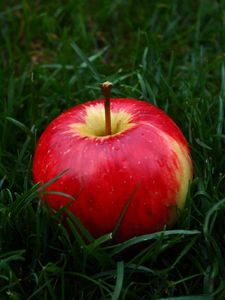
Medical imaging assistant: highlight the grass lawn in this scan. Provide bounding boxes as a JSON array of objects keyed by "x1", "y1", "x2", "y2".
[{"x1": 0, "y1": 0, "x2": 225, "y2": 299}]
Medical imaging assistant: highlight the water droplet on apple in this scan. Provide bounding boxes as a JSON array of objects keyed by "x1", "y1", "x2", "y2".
[
  {"x1": 111, "y1": 145, "x2": 120, "y2": 151},
  {"x1": 64, "y1": 149, "x2": 71, "y2": 154}
]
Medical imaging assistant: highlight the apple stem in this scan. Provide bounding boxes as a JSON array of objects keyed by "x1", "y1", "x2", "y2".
[{"x1": 101, "y1": 81, "x2": 113, "y2": 135}]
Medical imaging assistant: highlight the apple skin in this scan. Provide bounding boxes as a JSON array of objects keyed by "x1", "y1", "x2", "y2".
[{"x1": 32, "y1": 98, "x2": 192, "y2": 242}]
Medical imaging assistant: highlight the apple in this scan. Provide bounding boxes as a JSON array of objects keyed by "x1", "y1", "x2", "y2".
[{"x1": 32, "y1": 82, "x2": 192, "y2": 242}]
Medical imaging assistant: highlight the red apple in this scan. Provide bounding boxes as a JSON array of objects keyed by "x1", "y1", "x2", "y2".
[{"x1": 32, "y1": 82, "x2": 192, "y2": 242}]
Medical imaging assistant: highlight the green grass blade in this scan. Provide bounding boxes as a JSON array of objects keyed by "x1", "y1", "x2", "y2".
[
  {"x1": 109, "y1": 230, "x2": 200, "y2": 256},
  {"x1": 158, "y1": 296, "x2": 213, "y2": 300},
  {"x1": 112, "y1": 182, "x2": 140, "y2": 240},
  {"x1": 111, "y1": 261, "x2": 124, "y2": 300},
  {"x1": 6, "y1": 117, "x2": 35, "y2": 138},
  {"x1": 203, "y1": 198, "x2": 225, "y2": 237},
  {"x1": 71, "y1": 41, "x2": 102, "y2": 82}
]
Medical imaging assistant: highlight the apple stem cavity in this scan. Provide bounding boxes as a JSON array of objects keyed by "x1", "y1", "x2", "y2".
[{"x1": 101, "y1": 81, "x2": 113, "y2": 135}]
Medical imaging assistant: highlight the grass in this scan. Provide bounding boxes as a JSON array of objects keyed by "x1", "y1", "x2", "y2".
[{"x1": 0, "y1": 0, "x2": 225, "y2": 299}]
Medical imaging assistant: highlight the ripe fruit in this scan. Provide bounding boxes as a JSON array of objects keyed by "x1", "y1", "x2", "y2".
[{"x1": 33, "y1": 82, "x2": 192, "y2": 242}]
